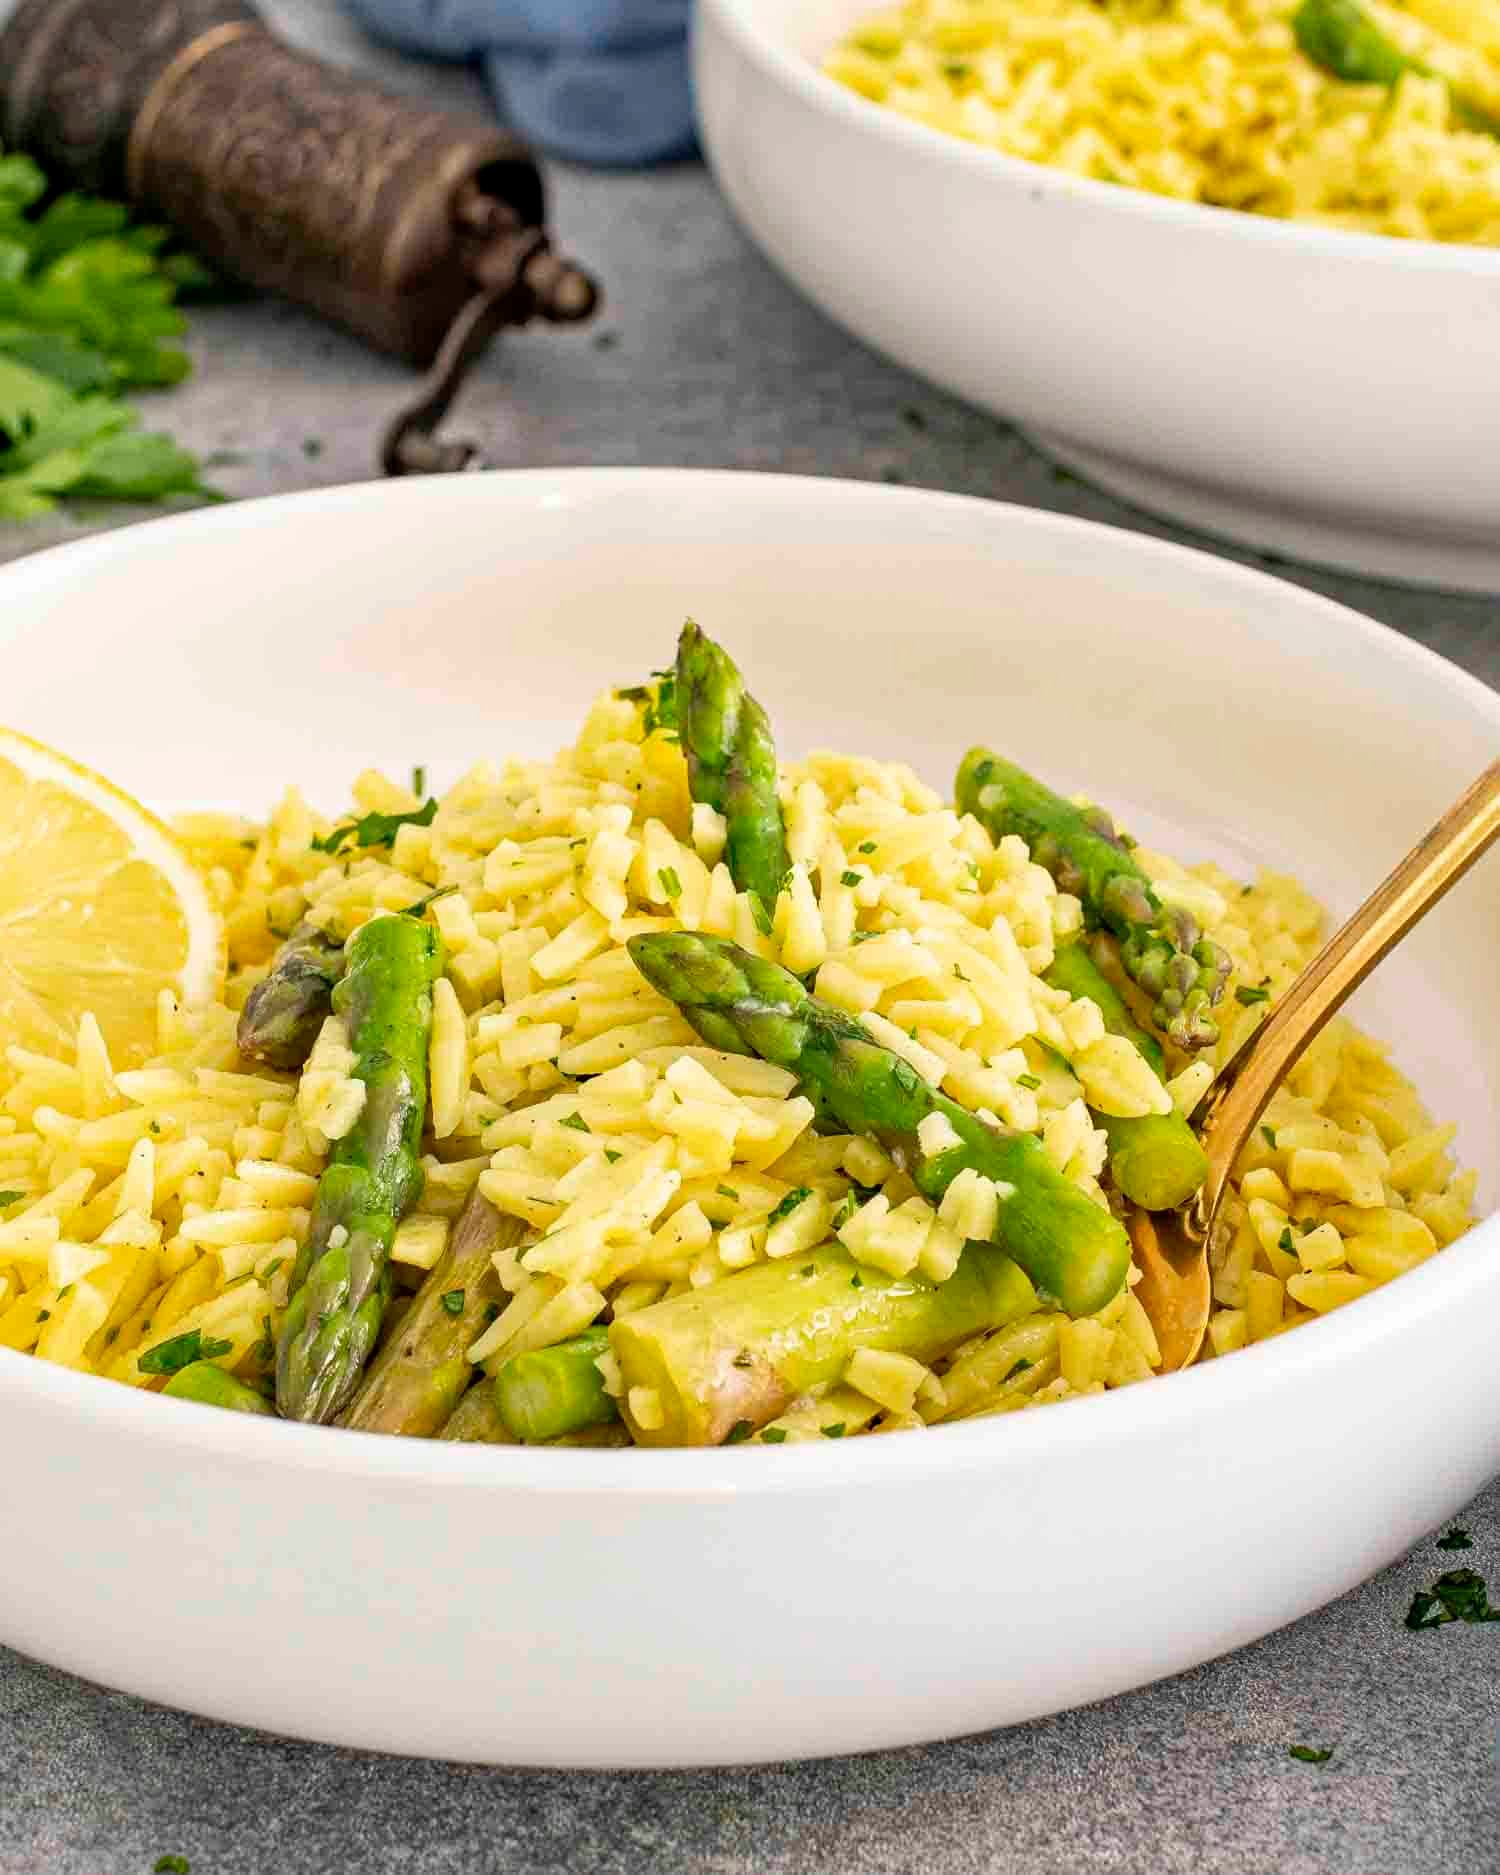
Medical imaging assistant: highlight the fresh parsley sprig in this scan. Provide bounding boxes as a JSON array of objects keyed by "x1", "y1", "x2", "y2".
[{"x1": 0, "y1": 149, "x2": 215, "y2": 521}]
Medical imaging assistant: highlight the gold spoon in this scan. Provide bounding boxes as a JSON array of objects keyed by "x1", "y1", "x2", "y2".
[{"x1": 1131, "y1": 758, "x2": 1500, "y2": 1373}]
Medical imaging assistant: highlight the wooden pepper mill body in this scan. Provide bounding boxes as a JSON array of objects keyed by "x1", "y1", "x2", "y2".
[{"x1": 0, "y1": 0, "x2": 552, "y2": 366}]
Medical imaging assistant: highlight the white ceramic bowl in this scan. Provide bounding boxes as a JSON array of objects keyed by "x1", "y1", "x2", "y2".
[
  {"x1": 1, "y1": 471, "x2": 1496, "y2": 1768},
  {"x1": 695, "y1": 0, "x2": 1500, "y2": 592}
]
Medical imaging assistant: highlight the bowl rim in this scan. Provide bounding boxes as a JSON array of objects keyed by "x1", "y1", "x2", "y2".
[
  {"x1": 695, "y1": 0, "x2": 1500, "y2": 278},
  {"x1": 0, "y1": 465, "x2": 1495, "y2": 1499}
]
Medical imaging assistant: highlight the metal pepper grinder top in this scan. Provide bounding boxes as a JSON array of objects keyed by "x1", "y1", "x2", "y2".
[{"x1": 0, "y1": 0, "x2": 600, "y2": 472}]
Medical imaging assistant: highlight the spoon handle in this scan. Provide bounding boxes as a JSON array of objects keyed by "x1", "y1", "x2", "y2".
[{"x1": 1198, "y1": 759, "x2": 1500, "y2": 1216}]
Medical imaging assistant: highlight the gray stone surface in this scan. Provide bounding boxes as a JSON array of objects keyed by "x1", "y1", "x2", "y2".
[{"x1": 2, "y1": 5, "x2": 1498, "y2": 1870}]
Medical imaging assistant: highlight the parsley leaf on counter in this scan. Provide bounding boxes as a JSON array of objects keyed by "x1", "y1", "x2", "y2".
[
  {"x1": 0, "y1": 149, "x2": 215, "y2": 521},
  {"x1": 1287, "y1": 1744, "x2": 1334, "y2": 1764},
  {"x1": 1437, "y1": 1527, "x2": 1473, "y2": 1551},
  {"x1": 1405, "y1": 1567, "x2": 1500, "y2": 1631}
]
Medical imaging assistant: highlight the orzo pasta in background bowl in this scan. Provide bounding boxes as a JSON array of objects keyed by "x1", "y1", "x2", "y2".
[
  {"x1": 695, "y1": 0, "x2": 1500, "y2": 590},
  {"x1": 0, "y1": 471, "x2": 1496, "y2": 1766}
]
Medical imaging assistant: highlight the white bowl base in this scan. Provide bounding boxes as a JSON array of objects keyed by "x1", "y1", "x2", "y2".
[{"x1": 1030, "y1": 431, "x2": 1500, "y2": 595}]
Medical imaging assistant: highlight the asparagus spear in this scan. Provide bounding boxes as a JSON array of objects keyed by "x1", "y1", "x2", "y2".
[
  {"x1": 675, "y1": 620, "x2": 790, "y2": 913},
  {"x1": 439, "y1": 1381, "x2": 516, "y2": 1443},
  {"x1": 163, "y1": 1362, "x2": 277, "y2": 1416},
  {"x1": 956, "y1": 748, "x2": 1229, "y2": 1050},
  {"x1": 612, "y1": 1240, "x2": 1038, "y2": 1445},
  {"x1": 627, "y1": 932, "x2": 1131, "y2": 1317},
  {"x1": 1043, "y1": 943, "x2": 1209, "y2": 1212},
  {"x1": 340, "y1": 1191, "x2": 521, "y2": 1437},
  {"x1": 277, "y1": 913, "x2": 444, "y2": 1424},
  {"x1": 438, "y1": 1378, "x2": 631, "y2": 1446},
  {"x1": 237, "y1": 920, "x2": 345, "y2": 1071},
  {"x1": 494, "y1": 1327, "x2": 621, "y2": 1442},
  {"x1": 1293, "y1": 0, "x2": 1500, "y2": 136}
]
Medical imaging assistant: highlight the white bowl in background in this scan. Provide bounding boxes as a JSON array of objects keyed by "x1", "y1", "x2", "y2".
[
  {"x1": 695, "y1": 0, "x2": 1500, "y2": 592},
  {"x1": 0, "y1": 470, "x2": 1496, "y2": 1767}
]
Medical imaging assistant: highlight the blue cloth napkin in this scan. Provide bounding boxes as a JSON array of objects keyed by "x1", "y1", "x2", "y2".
[{"x1": 341, "y1": 0, "x2": 698, "y2": 167}]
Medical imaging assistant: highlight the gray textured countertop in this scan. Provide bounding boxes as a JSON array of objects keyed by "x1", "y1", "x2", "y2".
[{"x1": 2, "y1": 6, "x2": 1498, "y2": 1872}]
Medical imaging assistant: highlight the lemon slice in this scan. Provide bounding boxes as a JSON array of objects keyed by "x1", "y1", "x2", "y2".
[{"x1": 0, "y1": 729, "x2": 224, "y2": 1068}]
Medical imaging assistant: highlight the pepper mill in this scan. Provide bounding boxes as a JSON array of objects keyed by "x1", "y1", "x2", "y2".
[{"x1": 0, "y1": 0, "x2": 600, "y2": 472}]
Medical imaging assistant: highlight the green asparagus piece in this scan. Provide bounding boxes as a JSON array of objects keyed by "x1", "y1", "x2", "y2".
[
  {"x1": 437, "y1": 1380, "x2": 630, "y2": 1446},
  {"x1": 627, "y1": 932, "x2": 1131, "y2": 1317},
  {"x1": 1294, "y1": 0, "x2": 1500, "y2": 136},
  {"x1": 237, "y1": 921, "x2": 345, "y2": 1071},
  {"x1": 956, "y1": 748, "x2": 1229, "y2": 1051},
  {"x1": 494, "y1": 1327, "x2": 621, "y2": 1442},
  {"x1": 1045, "y1": 941, "x2": 1164, "y2": 1076},
  {"x1": 163, "y1": 1361, "x2": 276, "y2": 1416},
  {"x1": 276, "y1": 913, "x2": 444, "y2": 1424},
  {"x1": 675, "y1": 620, "x2": 790, "y2": 913},
  {"x1": 1042, "y1": 943, "x2": 1209, "y2": 1212},
  {"x1": 612, "y1": 1239, "x2": 1038, "y2": 1445},
  {"x1": 340, "y1": 1192, "x2": 521, "y2": 1438},
  {"x1": 439, "y1": 1381, "x2": 517, "y2": 1443}
]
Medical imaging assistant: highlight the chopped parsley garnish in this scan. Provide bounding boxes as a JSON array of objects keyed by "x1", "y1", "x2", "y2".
[
  {"x1": 1261, "y1": 1125, "x2": 1278, "y2": 1151},
  {"x1": 261, "y1": 1257, "x2": 286, "y2": 1283},
  {"x1": 1287, "y1": 1745, "x2": 1333, "y2": 1765},
  {"x1": 0, "y1": 1191, "x2": 23, "y2": 1207},
  {"x1": 657, "y1": 866, "x2": 682, "y2": 901},
  {"x1": 858, "y1": 841, "x2": 877, "y2": 855},
  {"x1": 831, "y1": 1191, "x2": 860, "y2": 1231},
  {"x1": 760, "y1": 1427, "x2": 788, "y2": 1444},
  {"x1": 139, "y1": 1329, "x2": 232, "y2": 1375},
  {"x1": 1017, "y1": 1073, "x2": 1041, "y2": 1091},
  {"x1": 1236, "y1": 985, "x2": 1271, "y2": 1006},
  {"x1": 440, "y1": 1290, "x2": 466, "y2": 1316},
  {"x1": 483, "y1": 1301, "x2": 502, "y2": 1325},
  {"x1": 252, "y1": 1316, "x2": 274, "y2": 1368},
  {"x1": 644, "y1": 672, "x2": 677, "y2": 737},
  {"x1": 840, "y1": 870, "x2": 861, "y2": 888},
  {"x1": 56, "y1": 1283, "x2": 73, "y2": 1301},
  {"x1": 850, "y1": 1273, "x2": 864, "y2": 1289},
  {"x1": 942, "y1": 58, "x2": 970, "y2": 77},
  {"x1": 732, "y1": 1352, "x2": 754, "y2": 1369},
  {"x1": 800, "y1": 1264, "x2": 816, "y2": 1278},
  {"x1": 154, "y1": 1858, "x2": 191, "y2": 1874},
  {"x1": 312, "y1": 798, "x2": 438, "y2": 855},
  {"x1": 724, "y1": 1420, "x2": 753, "y2": 1444},
  {"x1": 604, "y1": 1149, "x2": 622, "y2": 1164},
  {"x1": 1278, "y1": 1228, "x2": 1295, "y2": 1252},
  {"x1": 766, "y1": 1186, "x2": 811, "y2": 1227},
  {"x1": 716, "y1": 1184, "x2": 739, "y2": 1201},
  {"x1": 1405, "y1": 1567, "x2": 1500, "y2": 1630},
  {"x1": 619, "y1": 673, "x2": 678, "y2": 736},
  {"x1": 749, "y1": 893, "x2": 774, "y2": 937},
  {"x1": 410, "y1": 765, "x2": 426, "y2": 796},
  {"x1": 36, "y1": 1309, "x2": 49, "y2": 1322},
  {"x1": 1437, "y1": 1527, "x2": 1473, "y2": 1551},
  {"x1": 558, "y1": 1112, "x2": 591, "y2": 1133},
  {"x1": 1004, "y1": 1357, "x2": 1034, "y2": 1383},
  {"x1": 404, "y1": 883, "x2": 459, "y2": 917},
  {"x1": 820, "y1": 1422, "x2": 846, "y2": 1439}
]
